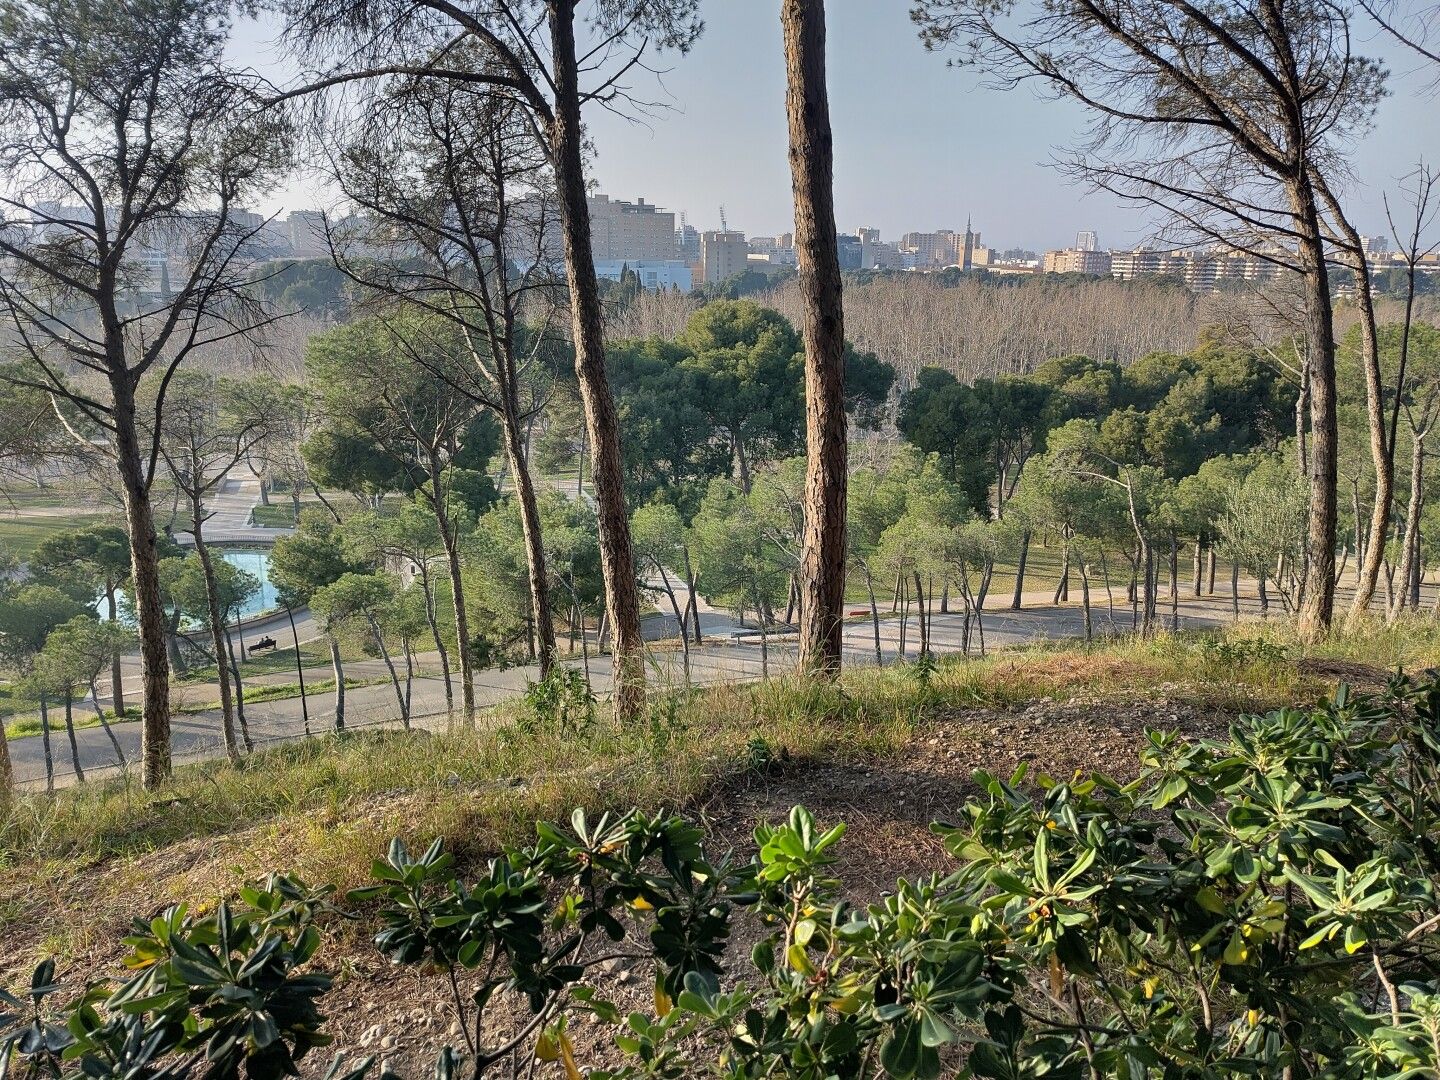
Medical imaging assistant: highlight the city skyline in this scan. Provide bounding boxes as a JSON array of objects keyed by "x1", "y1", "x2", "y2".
[
  {"x1": 233, "y1": 7, "x2": 1440, "y2": 254},
  {"x1": 580, "y1": 6, "x2": 1439, "y2": 251}
]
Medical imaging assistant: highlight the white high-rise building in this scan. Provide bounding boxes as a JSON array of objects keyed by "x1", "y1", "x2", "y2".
[{"x1": 1075, "y1": 230, "x2": 1099, "y2": 252}]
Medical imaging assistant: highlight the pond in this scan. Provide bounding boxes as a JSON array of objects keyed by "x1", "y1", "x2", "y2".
[
  {"x1": 98, "y1": 546, "x2": 281, "y2": 625},
  {"x1": 222, "y1": 548, "x2": 279, "y2": 620}
]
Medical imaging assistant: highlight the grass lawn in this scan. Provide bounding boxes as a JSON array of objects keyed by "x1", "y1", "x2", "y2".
[
  {"x1": 4, "y1": 707, "x2": 139, "y2": 740},
  {"x1": 175, "y1": 640, "x2": 339, "y2": 684},
  {"x1": 248, "y1": 504, "x2": 296, "y2": 528},
  {"x1": 175, "y1": 676, "x2": 390, "y2": 713},
  {"x1": 0, "y1": 512, "x2": 118, "y2": 559},
  {"x1": 247, "y1": 503, "x2": 300, "y2": 528}
]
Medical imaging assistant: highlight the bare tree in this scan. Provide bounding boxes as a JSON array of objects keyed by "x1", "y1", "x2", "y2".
[
  {"x1": 1356, "y1": 0, "x2": 1440, "y2": 73},
  {"x1": 912, "y1": 0, "x2": 1387, "y2": 638},
  {"x1": 1384, "y1": 165, "x2": 1440, "y2": 617},
  {"x1": 280, "y1": 0, "x2": 704, "y2": 722},
  {"x1": 0, "y1": 371, "x2": 77, "y2": 499},
  {"x1": 0, "y1": 0, "x2": 290, "y2": 787},
  {"x1": 155, "y1": 371, "x2": 276, "y2": 762},
  {"x1": 1311, "y1": 172, "x2": 1392, "y2": 621},
  {"x1": 763, "y1": 273, "x2": 1205, "y2": 390},
  {"x1": 603, "y1": 284, "x2": 699, "y2": 342},
  {"x1": 323, "y1": 69, "x2": 562, "y2": 682},
  {"x1": 783, "y1": 0, "x2": 848, "y2": 675}
]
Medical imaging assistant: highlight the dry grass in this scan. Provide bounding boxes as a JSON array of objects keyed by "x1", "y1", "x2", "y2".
[{"x1": 0, "y1": 619, "x2": 1406, "y2": 977}]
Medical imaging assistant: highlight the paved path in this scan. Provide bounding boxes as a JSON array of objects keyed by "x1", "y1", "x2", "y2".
[
  {"x1": 173, "y1": 467, "x2": 294, "y2": 546},
  {"x1": 10, "y1": 588, "x2": 1253, "y2": 789}
]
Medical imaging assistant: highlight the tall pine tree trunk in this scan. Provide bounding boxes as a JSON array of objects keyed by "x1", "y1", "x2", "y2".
[
  {"x1": 329, "y1": 638, "x2": 345, "y2": 732},
  {"x1": 192, "y1": 521, "x2": 241, "y2": 764},
  {"x1": 105, "y1": 585, "x2": 125, "y2": 717},
  {"x1": 549, "y1": 1, "x2": 645, "y2": 721},
  {"x1": 63, "y1": 691, "x2": 84, "y2": 783},
  {"x1": 428, "y1": 459, "x2": 475, "y2": 723},
  {"x1": 0, "y1": 705, "x2": 14, "y2": 806},
  {"x1": 502, "y1": 388, "x2": 556, "y2": 678},
  {"x1": 1392, "y1": 433, "x2": 1426, "y2": 622},
  {"x1": 113, "y1": 383, "x2": 171, "y2": 788},
  {"x1": 784, "y1": 0, "x2": 848, "y2": 677},
  {"x1": 1346, "y1": 251, "x2": 1391, "y2": 621},
  {"x1": 1292, "y1": 190, "x2": 1339, "y2": 639},
  {"x1": 1011, "y1": 529, "x2": 1030, "y2": 610},
  {"x1": 40, "y1": 694, "x2": 54, "y2": 795},
  {"x1": 90, "y1": 677, "x2": 126, "y2": 765},
  {"x1": 223, "y1": 621, "x2": 252, "y2": 752},
  {"x1": 415, "y1": 563, "x2": 451, "y2": 715}
]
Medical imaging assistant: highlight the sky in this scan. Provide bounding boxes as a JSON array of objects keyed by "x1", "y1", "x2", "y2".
[{"x1": 236, "y1": 2, "x2": 1440, "y2": 254}]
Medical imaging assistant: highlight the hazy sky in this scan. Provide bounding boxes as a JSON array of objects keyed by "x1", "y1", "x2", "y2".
[{"x1": 240, "y1": 2, "x2": 1440, "y2": 253}]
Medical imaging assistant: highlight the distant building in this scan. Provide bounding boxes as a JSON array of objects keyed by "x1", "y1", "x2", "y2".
[
  {"x1": 1043, "y1": 248, "x2": 1114, "y2": 275},
  {"x1": 748, "y1": 236, "x2": 797, "y2": 268},
  {"x1": 700, "y1": 230, "x2": 748, "y2": 284},
  {"x1": 837, "y1": 233, "x2": 863, "y2": 270},
  {"x1": 856, "y1": 227, "x2": 903, "y2": 270},
  {"x1": 899, "y1": 225, "x2": 981, "y2": 268},
  {"x1": 1359, "y1": 235, "x2": 1391, "y2": 258},
  {"x1": 676, "y1": 223, "x2": 701, "y2": 262},
  {"x1": 1075, "y1": 230, "x2": 1099, "y2": 252},
  {"x1": 285, "y1": 210, "x2": 328, "y2": 259},
  {"x1": 1108, "y1": 245, "x2": 1284, "y2": 288},
  {"x1": 900, "y1": 229, "x2": 962, "y2": 267},
  {"x1": 593, "y1": 259, "x2": 692, "y2": 292},
  {"x1": 588, "y1": 195, "x2": 677, "y2": 262}
]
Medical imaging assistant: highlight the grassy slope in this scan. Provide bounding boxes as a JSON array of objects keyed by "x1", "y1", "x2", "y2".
[{"x1": 0, "y1": 617, "x2": 1435, "y2": 969}]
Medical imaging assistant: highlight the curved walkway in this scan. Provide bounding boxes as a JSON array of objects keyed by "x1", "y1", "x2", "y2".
[{"x1": 10, "y1": 587, "x2": 1259, "y2": 789}]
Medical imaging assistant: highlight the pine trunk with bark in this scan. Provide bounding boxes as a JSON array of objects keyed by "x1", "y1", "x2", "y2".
[
  {"x1": 1011, "y1": 529, "x2": 1030, "y2": 609},
  {"x1": 90, "y1": 678, "x2": 126, "y2": 764},
  {"x1": 367, "y1": 615, "x2": 409, "y2": 729},
  {"x1": 329, "y1": 639, "x2": 346, "y2": 731},
  {"x1": 548, "y1": 1, "x2": 645, "y2": 721},
  {"x1": 39, "y1": 695, "x2": 53, "y2": 794},
  {"x1": 0, "y1": 711, "x2": 14, "y2": 807},
  {"x1": 1346, "y1": 253, "x2": 1391, "y2": 622},
  {"x1": 192, "y1": 521, "x2": 241, "y2": 764},
  {"x1": 502, "y1": 390, "x2": 556, "y2": 679},
  {"x1": 1392, "y1": 433, "x2": 1426, "y2": 622},
  {"x1": 428, "y1": 459, "x2": 475, "y2": 722},
  {"x1": 414, "y1": 564, "x2": 451, "y2": 715},
  {"x1": 105, "y1": 585, "x2": 125, "y2": 717},
  {"x1": 113, "y1": 385, "x2": 171, "y2": 788},
  {"x1": 63, "y1": 692, "x2": 84, "y2": 783},
  {"x1": 784, "y1": 0, "x2": 848, "y2": 677},
  {"x1": 223, "y1": 623, "x2": 252, "y2": 752},
  {"x1": 1292, "y1": 192, "x2": 1340, "y2": 639}
]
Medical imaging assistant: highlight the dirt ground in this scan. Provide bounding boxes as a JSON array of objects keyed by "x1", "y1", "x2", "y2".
[{"x1": 1, "y1": 695, "x2": 1242, "y2": 1077}]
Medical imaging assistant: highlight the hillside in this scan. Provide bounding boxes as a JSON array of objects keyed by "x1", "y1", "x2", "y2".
[{"x1": 2, "y1": 622, "x2": 1432, "y2": 1077}]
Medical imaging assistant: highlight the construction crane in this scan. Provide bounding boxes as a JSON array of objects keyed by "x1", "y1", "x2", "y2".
[{"x1": 718, "y1": 205, "x2": 728, "y2": 232}]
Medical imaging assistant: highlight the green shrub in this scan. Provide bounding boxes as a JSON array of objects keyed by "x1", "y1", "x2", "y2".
[
  {"x1": 519, "y1": 668, "x2": 596, "y2": 737},
  {"x1": 10, "y1": 676, "x2": 1440, "y2": 1078}
]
